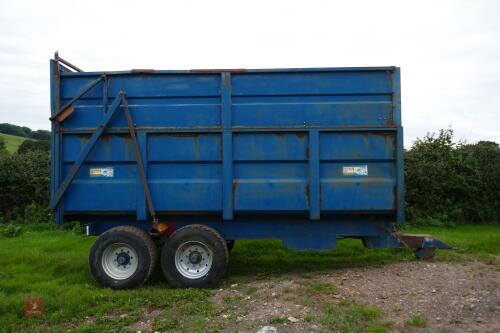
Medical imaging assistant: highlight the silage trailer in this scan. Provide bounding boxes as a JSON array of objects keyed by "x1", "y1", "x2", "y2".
[{"x1": 49, "y1": 53, "x2": 448, "y2": 289}]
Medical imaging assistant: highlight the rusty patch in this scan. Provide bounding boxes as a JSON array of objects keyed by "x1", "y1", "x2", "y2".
[
  {"x1": 295, "y1": 132, "x2": 308, "y2": 138},
  {"x1": 395, "y1": 233, "x2": 431, "y2": 248},
  {"x1": 156, "y1": 222, "x2": 169, "y2": 233},
  {"x1": 306, "y1": 146, "x2": 310, "y2": 159},
  {"x1": 131, "y1": 69, "x2": 155, "y2": 73},
  {"x1": 232, "y1": 178, "x2": 239, "y2": 195},
  {"x1": 387, "y1": 112, "x2": 394, "y2": 126},
  {"x1": 56, "y1": 105, "x2": 74, "y2": 122}
]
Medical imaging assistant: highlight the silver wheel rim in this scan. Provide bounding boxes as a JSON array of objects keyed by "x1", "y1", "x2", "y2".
[
  {"x1": 101, "y1": 243, "x2": 139, "y2": 280},
  {"x1": 174, "y1": 241, "x2": 213, "y2": 279}
]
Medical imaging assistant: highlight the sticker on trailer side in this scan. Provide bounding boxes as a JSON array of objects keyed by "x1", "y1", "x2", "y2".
[
  {"x1": 343, "y1": 165, "x2": 368, "y2": 176},
  {"x1": 89, "y1": 167, "x2": 114, "y2": 177}
]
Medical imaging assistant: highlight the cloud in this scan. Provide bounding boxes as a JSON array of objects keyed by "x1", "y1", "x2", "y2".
[{"x1": 0, "y1": 0, "x2": 498, "y2": 144}]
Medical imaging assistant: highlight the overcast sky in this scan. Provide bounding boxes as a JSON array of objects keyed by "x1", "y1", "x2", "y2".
[{"x1": 0, "y1": 0, "x2": 498, "y2": 146}]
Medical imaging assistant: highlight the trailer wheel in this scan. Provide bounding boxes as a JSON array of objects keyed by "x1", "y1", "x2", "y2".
[
  {"x1": 89, "y1": 226, "x2": 157, "y2": 289},
  {"x1": 161, "y1": 224, "x2": 228, "y2": 288},
  {"x1": 226, "y1": 240, "x2": 235, "y2": 253}
]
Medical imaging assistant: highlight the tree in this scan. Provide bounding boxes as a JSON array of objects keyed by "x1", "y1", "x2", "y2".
[
  {"x1": 0, "y1": 151, "x2": 50, "y2": 221},
  {"x1": 405, "y1": 129, "x2": 500, "y2": 225},
  {"x1": 0, "y1": 136, "x2": 6, "y2": 154},
  {"x1": 17, "y1": 140, "x2": 50, "y2": 154}
]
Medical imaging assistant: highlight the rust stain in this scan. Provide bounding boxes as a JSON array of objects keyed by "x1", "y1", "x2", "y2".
[
  {"x1": 56, "y1": 105, "x2": 74, "y2": 122},
  {"x1": 306, "y1": 146, "x2": 310, "y2": 159},
  {"x1": 131, "y1": 69, "x2": 155, "y2": 73},
  {"x1": 232, "y1": 178, "x2": 239, "y2": 195},
  {"x1": 156, "y1": 222, "x2": 169, "y2": 233},
  {"x1": 295, "y1": 132, "x2": 307, "y2": 138},
  {"x1": 387, "y1": 70, "x2": 394, "y2": 92}
]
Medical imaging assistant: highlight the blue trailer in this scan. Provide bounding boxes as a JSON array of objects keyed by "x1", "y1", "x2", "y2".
[{"x1": 49, "y1": 53, "x2": 448, "y2": 289}]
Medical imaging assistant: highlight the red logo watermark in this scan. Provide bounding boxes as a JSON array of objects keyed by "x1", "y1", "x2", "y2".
[{"x1": 24, "y1": 298, "x2": 44, "y2": 317}]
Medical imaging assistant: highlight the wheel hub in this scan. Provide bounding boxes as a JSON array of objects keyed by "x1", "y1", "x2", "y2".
[
  {"x1": 116, "y1": 252, "x2": 131, "y2": 266},
  {"x1": 189, "y1": 251, "x2": 202, "y2": 264},
  {"x1": 174, "y1": 241, "x2": 213, "y2": 279},
  {"x1": 101, "y1": 243, "x2": 138, "y2": 280}
]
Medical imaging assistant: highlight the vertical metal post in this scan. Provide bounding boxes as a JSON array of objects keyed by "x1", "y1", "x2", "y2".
[
  {"x1": 136, "y1": 131, "x2": 147, "y2": 220},
  {"x1": 122, "y1": 96, "x2": 157, "y2": 222},
  {"x1": 392, "y1": 68, "x2": 405, "y2": 224},
  {"x1": 309, "y1": 129, "x2": 320, "y2": 220},
  {"x1": 221, "y1": 72, "x2": 233, "y2": 220},
  {"x1": 51, "y1": 55, "x2": 64, "y2": 225}
]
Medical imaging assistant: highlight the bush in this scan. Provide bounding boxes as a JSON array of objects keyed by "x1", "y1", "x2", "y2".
[
  {"x1": 0, "y1": 224, "x2": 23, "y2": 237},
  {"x1": 405, "y1": 129, "x2": 500, "y2": 225},
  {"x1": 14, "y1": 203, "x2": 52, "y2": 224},
  {"x1": 0, "y1": 151, "x2": 50, "y2": 221},
  {"x1": 17, "y1": 139, "x2": 50, "y2": 154},
  {"x1": 0, "y1": 136, "x2": 6, "y2": 154}
]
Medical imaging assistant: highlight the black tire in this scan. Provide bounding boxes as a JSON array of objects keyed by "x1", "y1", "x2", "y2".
[
  {"x1": 89, "y1": 226, "x2": 158, "y2": 289},
  {"x1": 161, "y1": 224, "x2": 228, "y2": 288},
  {"x1": 226, "y1": 240, "x2": 235, "y2": 253}
]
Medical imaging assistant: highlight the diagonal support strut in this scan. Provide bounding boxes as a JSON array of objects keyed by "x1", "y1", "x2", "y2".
[
  {"x1": 121, "y1": 94, "x2": 157, "y2": 223},
  {"x1": 50, "y1": 91, "x2": 159, "y2": 226},
  {"x1": 49, "y1": 92, "x2": 124, "y2": 210}
]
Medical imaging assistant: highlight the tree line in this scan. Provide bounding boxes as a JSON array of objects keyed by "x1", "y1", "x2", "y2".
[
  {"x1": 0, "y1": 123, "x2": 50, "y2": 141},
  {"x1": 0, "y1": 127, "x2": 498, "y2": 225}
]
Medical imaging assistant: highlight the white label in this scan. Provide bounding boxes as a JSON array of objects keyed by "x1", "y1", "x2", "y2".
[
  {"x1": 89, "y1": 167, "x2": 114, "y2": 178},
  {"x1": 343, "y1": 165, "x2": 368, "y2": 176}
]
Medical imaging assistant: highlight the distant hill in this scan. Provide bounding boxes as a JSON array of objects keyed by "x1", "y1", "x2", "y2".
[
  {"x1": 0, "y1": 133, "x2": 27, "y2": 153},
  {"x1": 0, "y1": 123, "x2": 50, "y2": 141}
]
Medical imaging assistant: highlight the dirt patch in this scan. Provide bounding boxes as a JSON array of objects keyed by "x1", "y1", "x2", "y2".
[
  {"x1": 127, "y1": 309, "x2": 163, "y2": 333},
  {"x1": 332, "y1": 260, "x2": 500, "y2": 332},
  {"x1": 211, "y1": 259, "x2": 500, "y2": 332}
]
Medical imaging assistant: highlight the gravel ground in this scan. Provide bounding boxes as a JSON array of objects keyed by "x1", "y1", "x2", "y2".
[{"x1": 210, "y1": 259, "x2": 500, "y2": 333}]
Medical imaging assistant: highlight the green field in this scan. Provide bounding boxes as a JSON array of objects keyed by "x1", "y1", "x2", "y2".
[
  {"x1": 0, "y1": 224, "x2": 498, "y2": 332},
  {"x1": 0, "y1": 133, "x2": 27, "y2": 153}
]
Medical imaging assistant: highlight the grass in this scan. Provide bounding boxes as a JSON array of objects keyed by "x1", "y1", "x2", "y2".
[
  {"x1": 406, "y1": 314, "x2": 427, "y2": 327},
  {"x1": 305, "y1": 281, "x2": 337, "y2": 294},
  {"x1": 0, "y1": 224, "x2": 498, "y2": 332},
  {"x1": 0, "y1": 133, "x2": 27, "y2": 154},
  {"x1": 321, "y1": 303, "x2": 390, "y2": 333}
]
